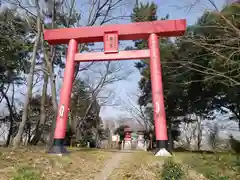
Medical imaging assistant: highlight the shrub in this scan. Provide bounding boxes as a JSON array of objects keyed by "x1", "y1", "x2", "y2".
[
  {"x1": 181, "y1": 153, "x2": 237, "y2": 180},
  {"x1": 229, "y1": 135, "x2": 240, "y2": 154},
  {"x1": 161, "y1": 158, "x2": 184, "y2": 180},
  {"x1": 13, "y1": 166, "x2": 41, "y2": 180}
]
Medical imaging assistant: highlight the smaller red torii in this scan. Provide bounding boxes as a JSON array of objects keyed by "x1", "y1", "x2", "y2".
[{"x1": 44, "y1": 19, "x2": 186, "y2": 156}]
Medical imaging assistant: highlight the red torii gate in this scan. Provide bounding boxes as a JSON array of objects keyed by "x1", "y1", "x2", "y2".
[{"x1": 44, "y1": 19, "x2": 186, "y2": 156}]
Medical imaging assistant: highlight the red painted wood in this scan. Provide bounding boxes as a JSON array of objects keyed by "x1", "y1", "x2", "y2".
[
  {"x1": 149, "y1": 34, "x2": 168, "y2": 141},
  {"x1": 74, "y1": 50, "x2": 150, "y2": 62},
  {"x1": 54, "y1": 39, "x2": 78, "y2": 139},
  {"x1": 104, "y1": 31, "x2": 118, "y2": 53},
  {"x1": 44, "y1": 19, "x2": 186, "y2": 44},
  {"x1": 124, "y1": 132, "x2": 131, "y2": 141}
]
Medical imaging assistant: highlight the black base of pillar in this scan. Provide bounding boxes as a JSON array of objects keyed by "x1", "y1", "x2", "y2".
[
  {"x1": 156, "y1": 140, "x2": 168, "y2": 149},
  {"x1": 154, "y1": 140, "x2": 172, "y2": 156},
  {"x1": 48, "y1": 139, "x2": 69, "y2": 155}
]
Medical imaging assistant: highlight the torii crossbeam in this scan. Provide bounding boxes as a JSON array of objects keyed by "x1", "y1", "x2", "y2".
[{"x1": 44, "y1": 19, "x2": 186, "y2": 156}]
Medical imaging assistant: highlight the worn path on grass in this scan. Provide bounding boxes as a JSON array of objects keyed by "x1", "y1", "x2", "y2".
[{"x1": 93, "y1": 150, "x2": 133, "y2": 180}]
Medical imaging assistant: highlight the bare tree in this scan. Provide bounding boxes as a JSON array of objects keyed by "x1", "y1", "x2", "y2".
[
  {"x1": 179, "y1": 115, "x2": 205, "y2": 150},
  {"x1": 182, "y1": 122, "x2": 195, "y2": 149},
  {"x1": 12, "y1": 0, "x2": 42, "y2": 149},
  {"x1": 30, "y1": 62, "x2": 48, "y2": 145},
  {"x1": 208, "y1": 123, "x2": 220, "y2": 151},
  {"x1": 120, "y1": 92, "x2": 150, "y2": 130},
  {"x1": 81, "y1": 61, "x2": 132, "y2": 122},
  {"x1": 104, "y1": 119, "x2": 116, "y2": 148},
  {"x1": 104, "y1": 119, "x2": 116, "y2": 130},
  {"x1": 0, "y1": 83, "x2": 16, "y2": 146},
  {"x1": 192, "y1": 116, "x2": 203, "y2": 151}
]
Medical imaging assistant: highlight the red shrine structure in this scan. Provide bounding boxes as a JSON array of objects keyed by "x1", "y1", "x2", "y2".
[{"x1": 44, "y1": 19, "x2": 186, "y2": 156}]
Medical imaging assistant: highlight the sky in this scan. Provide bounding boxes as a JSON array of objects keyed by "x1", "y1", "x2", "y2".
[{"x1": 99, "y1": 0, "x2": 227, "y2": 120}]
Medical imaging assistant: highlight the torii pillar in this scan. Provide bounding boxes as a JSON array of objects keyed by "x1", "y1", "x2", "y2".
[{"x1": 44, "y1": 19, "x2": 186, "y2": 156}]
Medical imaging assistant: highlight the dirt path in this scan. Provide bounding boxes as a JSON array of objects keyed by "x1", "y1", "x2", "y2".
[{"x1": 93, "y1": 151, "x2": 133, "y2": 180}]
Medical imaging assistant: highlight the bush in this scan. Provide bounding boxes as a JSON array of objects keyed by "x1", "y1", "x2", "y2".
[
  {"x1": 181, "y1": 153, "x2": 238, "y2": 180},
  {"x1": 13, "y1": 167, "x2": 41, "y2": 180},
  {"x1": 229, "y1": 135, "x2": 240, "y2": 154},
  {"x1": 161, "y1": 159, "x2": 184, "y2": 180}
]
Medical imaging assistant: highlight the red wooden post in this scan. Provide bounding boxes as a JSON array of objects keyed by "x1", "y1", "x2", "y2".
[
  {"x1": 149, "y1": 34, "x2": 170, "y2": 156},
  {"x1": 48, "y1": 39, "x2": 78, "y2": 154}
]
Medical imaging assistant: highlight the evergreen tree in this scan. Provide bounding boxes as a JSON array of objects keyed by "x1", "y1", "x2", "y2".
[
  {"x1": 0, "y1": 8, "x2": 31, "y2": 89},
  {"x1": 131, "y1": 2, "x2": 181, "y2": 149}
]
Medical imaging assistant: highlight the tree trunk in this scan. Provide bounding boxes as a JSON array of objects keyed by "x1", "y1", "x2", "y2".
[
  {"x1": 12, "y1": 10, "x2": 42, "y2": 149},
  {"x1": 95, "y1": 133, "x2": 99, "y2": 148},
  {"x1": 41, "y1": 0, "x2": 58, "y2": 148},
  {"x1": 167, "y1": 121, "x2": 174, "y2": 152},
  {"x1": 168, "y1": 127, "x2": 173, "y2": 152},
  {"x1": 1, "y1": 90, "x2": 14, "y2": 147},
  {"x1": 108, "y1": 129, "x2": 112, "y2": 149},
  {"x1": 42, "y1": 51, "x2": 58, "y2": 148},
  {"x1": 239, "y1": 120, "x2": 240, "y2": 132},
  {"x1": 196, "y1": 116, "x2": 202, "y2": 151},
  {"x1": 27, "y1": 122, "x2": 31, "y2": 144},
  {"x1": 41, "y1": 45, "x2": 58, "y2": 148},
  {"x1": 47, "y1": 71, "x2": 58, "y2": 147},
  {"x1": 30, "y1": 71, "x2": 48, "y2": 145},
  {"x1": 95, "y1": 126, "x2": 99, "y2": 148}
]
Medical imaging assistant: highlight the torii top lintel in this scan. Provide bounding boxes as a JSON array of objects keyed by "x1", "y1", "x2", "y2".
[{"x1": 44, "y1": 19, "x2": 186, "y2": 45}]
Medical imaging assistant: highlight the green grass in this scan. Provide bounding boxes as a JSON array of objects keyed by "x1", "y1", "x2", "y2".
[
  {"x1": 177, "y1": 152, "x2": 240, "y2": 180},
  {"x1": 13, "y1": 166, "x2": 41, "y2": 180},
  {"x1": 161, "y1": 158, "x2": 185, "y2": 180}
]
